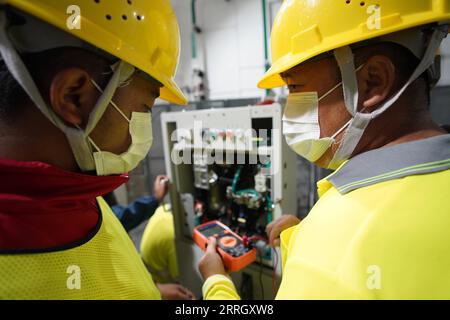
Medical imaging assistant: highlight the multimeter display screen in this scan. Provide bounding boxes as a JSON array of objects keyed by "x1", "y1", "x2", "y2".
[{"x1": 200, "y1": 225, "x2": 225, "y2": 237}]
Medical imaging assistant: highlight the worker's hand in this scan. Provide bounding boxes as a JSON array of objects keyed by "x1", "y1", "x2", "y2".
[
  {"x1": 153, "y1": 175, "x2": 170, "y2": 203},
  {"x1": 157, "y1": 283, "x2": 196, "y2": 300},
  {"x1": 198, "y1": 237, "x2": 227, "y2": 280},
  {"x1": 266, "y1": 215, "x2": 301, "y2": 247}
]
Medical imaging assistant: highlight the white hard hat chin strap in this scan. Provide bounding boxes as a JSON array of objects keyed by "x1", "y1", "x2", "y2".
[
  {"x1": 333, "y1": 46, "x2": 360, "y2": 117},
  {"x1": 328, "y1": 25, "x2": 447, "y2": 170}
]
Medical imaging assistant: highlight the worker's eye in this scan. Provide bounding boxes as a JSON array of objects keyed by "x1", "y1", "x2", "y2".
[{"x1": 288, "y1": 84, "x2": 302, "y2": 91}]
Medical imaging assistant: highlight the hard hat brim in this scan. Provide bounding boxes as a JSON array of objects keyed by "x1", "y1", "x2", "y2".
[{"x1": 160, "y1": 78, "x2": 188, "y2": 106}]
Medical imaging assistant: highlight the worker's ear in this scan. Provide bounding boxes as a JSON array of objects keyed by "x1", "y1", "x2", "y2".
[
  {"x1": 357, "y1": 55, "x2": 396, "y2": 112},
  {"x1": 49, "y1": 68, "x2": 98, "y2": 127}
]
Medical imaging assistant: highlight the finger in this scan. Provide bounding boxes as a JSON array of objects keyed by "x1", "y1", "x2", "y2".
[
  {"x1": 176, "y1": 286, "x2": 192, "y2": 300},
  {"x1": 161, "y1": 178, "x2": 170, "y2": 188},
  {"x1": 273, "y1": 238, "x2": 280, "y2": 247},
  {"x1": 266, "y1": 220, "x2": 276, "y2": 234},
  {"x1": 206, "y1": 237, "x2": 217, "y2": 254},
  {"x1": 177, "y1": 285, "x2": 188, "y2": 295},
  {"x1": 180, "y1": 286, "x2": 196, "y2": 300},
  {"x1": 269, "y1": 223, "x2": 283, "y2": 245},
  {"x1": 155, "y1": 175, "x2": 167, "y2": 183}
]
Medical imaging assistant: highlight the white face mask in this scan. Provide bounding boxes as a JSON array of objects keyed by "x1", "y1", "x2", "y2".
[
  {"x1": 88, "y1": 80, "x2": 154, "y2": 176},
  {"x1": 282, "y1": 65, "x2": 364, "y2": 168},
  {"x1": 282, "y1": 84, "x2": 351, "y2": 164}
]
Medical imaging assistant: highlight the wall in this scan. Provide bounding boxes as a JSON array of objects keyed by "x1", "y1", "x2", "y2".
[{"x1": 171, "y1": 0, "x2": 271, "y2": 101}]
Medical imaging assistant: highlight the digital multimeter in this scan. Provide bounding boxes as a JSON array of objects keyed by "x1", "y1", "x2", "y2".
[{"x1": 193, "y1": 220, "x2": 256, "y2": 272}]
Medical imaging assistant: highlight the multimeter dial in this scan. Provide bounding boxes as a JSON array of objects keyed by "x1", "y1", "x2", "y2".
[
  {"x1": 193, "y1": 220, "x2": 257, "y2": 272},
  {"x1": 217, "y1": 234, "x2": 249, "y2": 257}
]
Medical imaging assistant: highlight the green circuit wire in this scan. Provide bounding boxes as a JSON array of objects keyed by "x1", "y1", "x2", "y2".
[
  {"x1": 235, "y1": 189, "x2": 260, "y2": 197},
  {"x1": 231, "y1": 165, "x2": 243, "y2": 194}
]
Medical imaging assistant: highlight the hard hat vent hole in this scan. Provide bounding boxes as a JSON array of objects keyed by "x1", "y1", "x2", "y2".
[
  {"x1": 360, "y1": 1, "x2": 365, "y2": 6},
  {"x1": 94, "y1": 0, "x2": 100, "y2": 3},
  {"x1": 127, "y1": 0, "x2": 132, "y2": 4},
  {"x1": 122, "y1": 15, "x2": 127, "y2": 20},
  {"x1": 106, "y1": 14, "x2": 112, "y2": 20},
  {"x1": 137, "y1": 15, "x2": 142, "y2": 21},
  {"x1": 346, "y1": 0, "x2": 351, "y2": 4}
]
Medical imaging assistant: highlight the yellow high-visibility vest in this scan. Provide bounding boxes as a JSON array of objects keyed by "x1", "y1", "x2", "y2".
[
  {"x1": 203, "y1": 134, "x2": 450, "y2": 300},
  {"x1": 277, "y1": 135, "x2": 450, "y2": 299},
  {"x1": 0, "y1": 197, "x2": 161, "y2": 300}
]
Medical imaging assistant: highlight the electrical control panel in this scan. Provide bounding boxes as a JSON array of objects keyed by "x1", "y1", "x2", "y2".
[{"x1": 161, "y1": 103, "x2": 297, "y2": 296}]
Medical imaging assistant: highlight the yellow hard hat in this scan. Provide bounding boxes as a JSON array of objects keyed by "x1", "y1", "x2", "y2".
[
  {"x1": 4, "y1": 0, "x2": 187, "y2": 105},
  {"x1": 259, "y1": 0, "x2": 450, "y2": 89}
]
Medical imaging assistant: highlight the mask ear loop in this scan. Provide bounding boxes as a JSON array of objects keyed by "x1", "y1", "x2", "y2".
[
  {"x1": 73, "y1": 123, "x2": 101, "y2": 153},
  {"x1": 318, "y1": 82, "x2": 343, "y2": 102},
  {"x1": 109, "y1": 99, "x2": 131, "y2": 123},
  {"x1": 319, "y1": 64, "x2": 365, "y2": 102},
  {"x1": 87, "y1": 136, "x2": 102, "y2": 153},
  {"x1": 316, "y1": 64, "x2": 365, "y2": 143},
  {"x1": 91, "y1": 79, "x2": 131, "y2": 123},
  {"x1": 86, "y1": 79, "x2": 132, "y2": 154},
  {"x1": 118, "y1": 78, "x2": 133, "y2": 88}
]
